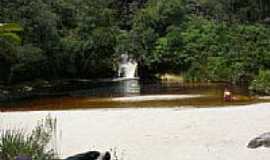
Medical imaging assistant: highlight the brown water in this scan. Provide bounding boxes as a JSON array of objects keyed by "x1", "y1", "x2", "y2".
[{"x1": 0, "y1": 80, "x2": 268, "y2": 112}]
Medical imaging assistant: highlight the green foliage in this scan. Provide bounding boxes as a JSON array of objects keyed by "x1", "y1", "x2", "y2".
[
  {"x1": 180, "y1": 16, "x2": 270, "y2": 83},
  {"x1": 206, "y1": 57, "x2": 230, "y2": 81},
  {"x1": 0, "y1": 0, "x2": 270, "y2": 88},
  {"x1": 0, "y1": 23, "x2": 23, "y2": 56},
  {"x1": 131, "y1": 0, "x2": 186, "y2": 74},
  {"x1": 56, "y1": 0, "x2": 119, "y2": 78},
  {"x1": 0, "y1": 116, "x2": 58, "y2": 160},
  {"x1": 111, "y1": 0, "x2": 147, "y2": 30},
  {"x1": 10, "y1": 45, "x2": 46, "y2": 82},
  {"x1": 133, "y1": 0, "x2": 185, "y2": 38},
  {"x1": 189, "y1": 0, "x2": 270, "y2": 23},
  {"x1": 249, "y1": 70, "x2": 270, "y2": 95},
  {"x1": 0, "y1": 23, "x2": 23, "y2": 45},
  {"x1": 115, "y1": 30, "x2": 144, "y2": 61},
  {"x1": 0, "y1": 23, "x2": 23, "y2": 82},
  {"x1": 1, "y1": 0, "x2": 120, "y2": 81},
  {"x1": 147, "y1": 26, "x2": 185, "y2": 73},
  {"x1": 184, "y1": 62, "x2": 208, "y2": 82}
]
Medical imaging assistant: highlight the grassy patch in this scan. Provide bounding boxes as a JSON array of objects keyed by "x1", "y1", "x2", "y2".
[{"x1": 0, "y1": 115, "x2": 58, "y2": 160}]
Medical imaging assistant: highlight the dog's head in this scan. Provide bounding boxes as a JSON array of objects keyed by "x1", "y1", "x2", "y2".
[
  {"x1": 97, "y1": 151, "x2": 111, "y2": 160},
  {"x1": 247, "y1": 137, "x2": 264, "y2": 149}
]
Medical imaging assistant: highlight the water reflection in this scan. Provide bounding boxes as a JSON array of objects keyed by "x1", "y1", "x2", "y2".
[
  {"x1": 119, "y1": 80, "x2": 140, "y2": 95},
  {"x1": 0, "y1": 81, "x2": 270, "y2": 111}
]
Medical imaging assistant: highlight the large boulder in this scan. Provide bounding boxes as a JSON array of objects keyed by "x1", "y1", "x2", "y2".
[
  {"x1": 247, "y1": 132, "x2": 270, "y2": 148},
  {"x1": 65, "y1": 151, "x2": 111, "y2": 160}
]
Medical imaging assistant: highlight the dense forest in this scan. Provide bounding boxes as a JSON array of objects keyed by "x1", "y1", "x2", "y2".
[{"x1": 1, "y1": 0, "x2": 270, "y2": 94}]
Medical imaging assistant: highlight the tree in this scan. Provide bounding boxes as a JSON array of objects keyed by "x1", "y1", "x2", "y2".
[
  {"x1": 189, "y1": 0, "x2": 270, "y2": 23},
  {"x1": 0, "y1": 23, "x2": 23, "y2": 82},
  {"x1": 0, "y1": 23, "x2": 23, "y2": 44},
  {"x1": 131, "y1": 0, "x2": 186, "y2": 74}
]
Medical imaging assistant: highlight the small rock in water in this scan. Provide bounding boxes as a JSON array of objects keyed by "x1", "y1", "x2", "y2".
[
  {"x1": 247, "y1": 132, "x2": 270, "y2": 149},
  {"x1": 65, "y1": 151, "x2": 111, "y2": 160},
  {"x1": 15, "y1": 156, "x2": 32, "y2": 160},
  {"x1": 23, "y1": 86, "x2": 33, "y2": 92}
]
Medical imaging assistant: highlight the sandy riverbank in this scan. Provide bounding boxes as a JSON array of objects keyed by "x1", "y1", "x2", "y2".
[
  {"x1": 1, "y1": 103, "x2": 270, "y2": 160},
  {"x1": 109, "y1": 94, "x2": 203, "y2": 102}
]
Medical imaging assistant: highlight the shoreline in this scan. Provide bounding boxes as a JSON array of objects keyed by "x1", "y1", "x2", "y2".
[
  {"x1": 1, "y1": 103, "x2": 270, "y2": 160},
  {"x1": 0, "y1": 95, "x2": 268, "y2": 113}
]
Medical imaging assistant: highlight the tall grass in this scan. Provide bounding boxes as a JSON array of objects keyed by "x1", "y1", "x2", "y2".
[{"x1": 0, "y1": 115, "x2": 58, "y2": 160}]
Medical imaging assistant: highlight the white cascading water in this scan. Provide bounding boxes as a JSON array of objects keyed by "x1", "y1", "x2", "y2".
[
  {"x1": 117, "y1": 54, "x2": 140, "y2": 94},
  {"x1": 118, "y1": 54, "x2": 138, "y2": 79}
]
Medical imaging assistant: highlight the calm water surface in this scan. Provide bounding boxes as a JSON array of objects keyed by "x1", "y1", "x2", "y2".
[{"x1": 0, "y1": 80, "x2": 268, "y2": 111}]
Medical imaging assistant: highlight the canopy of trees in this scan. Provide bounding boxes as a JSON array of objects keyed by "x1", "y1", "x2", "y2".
[{"x1": 1, "y1": 0, "x2": 270, "y2": 88}]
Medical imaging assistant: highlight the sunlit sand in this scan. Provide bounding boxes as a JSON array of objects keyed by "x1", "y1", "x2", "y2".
[
  {"x1": 2, "y1": 103, "x2": 270, "y2": 160},
  {"x1": 110, "y1": 94, "x2": 203, "y2": 102}
]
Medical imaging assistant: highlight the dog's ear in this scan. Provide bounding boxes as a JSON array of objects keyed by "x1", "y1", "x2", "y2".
[
  {"x1": 247, "y1": 138, "x2": 264, "y2": 149},
  {"x1": 103, "y1": 152, "x2": 111, "y2": 160}
]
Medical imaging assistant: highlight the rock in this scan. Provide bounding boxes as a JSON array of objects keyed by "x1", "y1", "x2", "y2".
[
  {"x1": 263, "y1": 17, "x2": 270, "y2": 24},
  {"x1": 65, "y1": 151, "x2": 111, "y2": 160},
  {"x1": 23, "y1": 86, "x2": 33, "y2": 92},
  {"x1": 247, "y1": 132, "x2": 270, "y2": 148},
  {"x1": 0, "y1": 89, "x2": 8, "y2": 102}
]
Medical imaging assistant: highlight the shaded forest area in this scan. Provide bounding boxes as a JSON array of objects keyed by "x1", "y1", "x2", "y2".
[{"x1": 1, "y1": 0, "x2": 270, "y2": 94}]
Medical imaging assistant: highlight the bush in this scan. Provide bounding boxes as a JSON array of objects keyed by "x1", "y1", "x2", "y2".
[
  {"x1": 0, "y1": 116, "x2": 58, "y2": 160},
  {"x1": 184, "y1": 62, "x2": 208, "y2": 82},
  {"x1": 206, "y1": 57, "x2": 230, "y2": 82},
  {"x1": 249, "y1": 70, "x2": 270, "y2": 95}
]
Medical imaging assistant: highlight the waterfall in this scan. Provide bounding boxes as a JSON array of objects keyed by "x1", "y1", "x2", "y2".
[
  {"x1": 116, "y1": 54, "x2": 140, "y2": 95},
  {"x1": 118, "y1": 54, "x2": 138, "y2": 79}
]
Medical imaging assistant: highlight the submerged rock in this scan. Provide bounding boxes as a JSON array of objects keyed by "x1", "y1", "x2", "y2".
[
  {"x1": 22, "y1": 86, "x2": 33, "y2": 92},
  {"x1": 0, "y1": 89, "x2": 9, "y2": 102},
  {"x1": 247, "y1": 132, "x2": 270, "y2": 148},
  {"x1": 65, "y1": 151, "x2": 111, "y2": 160}
]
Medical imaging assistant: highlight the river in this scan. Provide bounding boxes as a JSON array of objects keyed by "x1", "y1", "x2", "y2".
[{"x1": 1, "y1": 81, "x2": 270, "y2": 160}]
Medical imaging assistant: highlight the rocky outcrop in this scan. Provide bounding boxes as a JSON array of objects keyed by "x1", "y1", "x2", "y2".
[
  {"x1": 65, "y1": 151, "x2": 111, "y2": 160},
  {"x1": 247, "y1": 132, "x2": 270, "y2": 148}
]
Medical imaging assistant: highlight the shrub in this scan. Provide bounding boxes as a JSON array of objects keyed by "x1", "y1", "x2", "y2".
[
  {"x1": 184, "y1": 62, "x2": 208, "y2": 82},
  {"x1": 206, "y1": 57, "x2": 230, "y2": 82},
  {"x1": 249, "y1": 70, "x2": 270, "y2": 95},
  {"x1": 0, "y1": 116, "x2": 58, "y2": 160}
]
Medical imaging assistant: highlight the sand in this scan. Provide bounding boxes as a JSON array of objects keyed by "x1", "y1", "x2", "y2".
[
  {"x1": 110, "y1": 94, "x2": 203, "y2": 102},
  {"x1": 1, "y1": 103, "x2": 270, "y2": 160}
]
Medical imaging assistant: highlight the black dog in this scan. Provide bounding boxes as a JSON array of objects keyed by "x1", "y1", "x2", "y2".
[{"x1": 65, "y1": 151, "x2": 111, "y2": 160}]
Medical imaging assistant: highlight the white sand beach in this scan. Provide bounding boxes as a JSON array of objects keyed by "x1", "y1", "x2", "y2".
[{"x1": 1, "y1": 103, "x2": 270, "y2": 160}]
